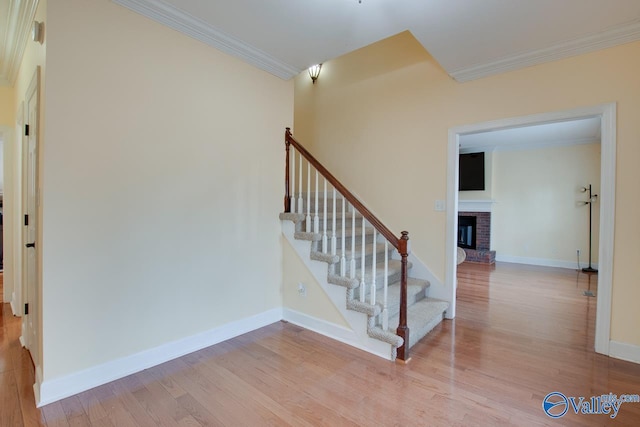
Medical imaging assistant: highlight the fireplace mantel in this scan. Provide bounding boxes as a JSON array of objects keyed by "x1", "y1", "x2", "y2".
[{"x1": 458, "y1": 199, "x2": 496, "y2": 213}]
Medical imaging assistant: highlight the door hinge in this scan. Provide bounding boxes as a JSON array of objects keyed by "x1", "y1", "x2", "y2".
[
  {"x1": 24, "y1": 214, "x2": 29, "y2": 226},
  {"x1": 24, "y1": 303, "x2": 29, "y2": 315},
  {"x1": 25, "y1": 124, "x2": 29, "y2": 136}
]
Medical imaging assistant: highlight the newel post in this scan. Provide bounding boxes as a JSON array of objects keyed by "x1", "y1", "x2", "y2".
[
  {"x1": 284, "y1": 128, "x2": 291, "y2": 213},
  {"x1": 396, "y1": 231, "x2": 411, "y2": 362}
]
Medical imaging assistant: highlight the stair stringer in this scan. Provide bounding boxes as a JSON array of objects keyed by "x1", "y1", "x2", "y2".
[{"x1": 281, "y1": 218, "x2": 399, "y2": 361}]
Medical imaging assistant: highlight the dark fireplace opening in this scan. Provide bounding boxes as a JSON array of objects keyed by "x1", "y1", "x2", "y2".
[{"x1": 458, "y1": 216, "x2": 476, "y2": 249}]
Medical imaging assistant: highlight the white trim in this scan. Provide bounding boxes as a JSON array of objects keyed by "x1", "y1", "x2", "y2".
[
  {"x1": 450, "y1": 20, "x2": 640, "y2": 82},
  {"x1": 111, "y1": 0, "x2": 300, "y2": 80},
  {"x1": 595, "y1": 103, "x2": 616, "y2": 356},
  {"x1": 609, "y1": 341, "x2": 640, "y2": 364},
  {"x1": 282, "y1": 308, "x2": 388, "y2": 360},
  {"x1": 33, "y1": 366, "x2": 42, "y2": 408},
  {"x1": 447, "y1": 103, "x2": 616, "y2": 357},
  {"x1": 495, "y1": 254, "x2": 597, "y2": 270},
  {"x1": 458, "y1": 199, "x2": 496, "y2": 213},
  {"x1": 36, "y1": 308, "x2": 283, "y2": 407},
  {"x1": 10, "y1": 292, "x2": 20, "y2": 316},
  {"x1": 0, "y1": 0, "x2": 39, "y2": 85},
  {"x1": 445, "y1": 129, "x2": 459, "y2": 319}
]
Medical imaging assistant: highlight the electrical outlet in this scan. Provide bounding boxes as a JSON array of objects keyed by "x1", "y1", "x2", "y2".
[
  {"x1": 434, "y1": 200, "x2": 445, "y2": 211},
  {"x1": 297, "y1": 283, "x2": 307, "y2": 297}
]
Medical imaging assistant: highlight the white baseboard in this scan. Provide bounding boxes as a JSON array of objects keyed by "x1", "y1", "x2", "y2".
[
  {"x1": 10, "y1": 292, "x2": 19, "y2": 317},
  {"x1": 609, "y1": 341, "x2": 640, "y2": 364},
  {"x1": 37, "y1": 308, "x2": 283, "y2": 407},
  {"x1": 33, "y1": 366, "x2": 43, "y2": 407},
  {"x1": 282, "y1": 308, "x2": 389, "y2": 360},
  {"x1": 496, "y1": 254, "x2": 597, "y2": 270}
]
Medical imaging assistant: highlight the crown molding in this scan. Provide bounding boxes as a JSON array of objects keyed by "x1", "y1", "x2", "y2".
[
  {"x1": 450, "y1": 19, "x2": 640, "y2": 82},
  {"x1": 111, "y1": 0, "x2": 301, "y2": 80},
  {"x1": 1, "y1": 0, "x2": 39, "y2": 86}
]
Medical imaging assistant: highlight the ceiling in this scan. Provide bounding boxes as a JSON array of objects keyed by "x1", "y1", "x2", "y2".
[
  {"x1": 2, "y1": 1, "x2": 640, "y2": 85},
  {"x1": 112, "y1": 0, "x2": 640, "y2": 81},
  {"x1": 459, "y1": 117, "x2": 601, "y2": 153}
]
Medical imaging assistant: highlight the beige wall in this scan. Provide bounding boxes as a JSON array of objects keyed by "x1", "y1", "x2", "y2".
[
  {"x1": 0, "y1": 86, "x2": 15, "y2": 126},
  {"x1": 0, "y1": 85, "x2": 16, "y2": 301},
  {"x1": 41, "y1": 0, "x2": 292, "y2": 382},
  {"x1": 282, "y1": 237, "x2": 348, "y2": 326},
  {"x1": 492, "y1": 143, "x2": 600, "y2": 266},
  {"x1": 0, "y1": 85, "x2": 14, "y2": 302},
  {"x1": 293, "y1": 31, "x2": 640, "y2": 347}
]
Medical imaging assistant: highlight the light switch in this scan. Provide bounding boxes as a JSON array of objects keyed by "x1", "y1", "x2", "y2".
[{"x1": 434, "y1": 200, "x2": 445, "y2": 211}]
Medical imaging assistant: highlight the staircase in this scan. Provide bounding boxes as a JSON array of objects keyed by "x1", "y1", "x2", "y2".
[{"x1": 281, "y1": 129, "x2": 449, "y2": 361}]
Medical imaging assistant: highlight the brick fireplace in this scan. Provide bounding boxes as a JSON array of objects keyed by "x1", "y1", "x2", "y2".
[{"x1": 458, "y1": 210, "x2": 496, "y2": 264}]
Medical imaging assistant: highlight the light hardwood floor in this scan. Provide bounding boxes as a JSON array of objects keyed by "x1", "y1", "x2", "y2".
[{"x1": 2, "y1": 262, "x2": 640, "y2": 426}]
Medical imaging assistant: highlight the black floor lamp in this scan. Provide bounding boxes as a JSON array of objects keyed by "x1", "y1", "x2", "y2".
[{"x1": 581, "y1": 184, "x2": 598, "y2": 274}]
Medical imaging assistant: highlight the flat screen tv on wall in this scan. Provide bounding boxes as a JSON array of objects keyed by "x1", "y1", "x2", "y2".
[{"x1": 459, "y1": 152, "x2": 485, "y2": 191}]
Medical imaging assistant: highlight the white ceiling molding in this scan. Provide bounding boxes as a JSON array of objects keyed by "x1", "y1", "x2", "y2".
[
  {"x1": 450, "y1": 19, "x2": 640, "y2": 82},
  {"x1": 0, "y1": 0, "x2": 39, "y2": 86},
  {"x1": 111, "y1": 0, "x2": 301, "y2": 80}
]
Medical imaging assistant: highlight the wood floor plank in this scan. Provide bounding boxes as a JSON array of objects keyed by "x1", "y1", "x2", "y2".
[
  {"x1": 3, "y1": 262, "x2": 640, "y2": 425},
  {"x1": 1, "y1": 370, "x2": 24, "y2": 427},
  {"x1": 41, "y1": 401, "x2": 69, "y2": 427},
  {"x1": 59, "y1": 395, "x2": 86, "y2": 423}
]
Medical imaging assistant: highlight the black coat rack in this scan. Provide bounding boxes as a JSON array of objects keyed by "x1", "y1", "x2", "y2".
[{"x1": 581, "y1": 184, "x2": 598, "y2": 273}]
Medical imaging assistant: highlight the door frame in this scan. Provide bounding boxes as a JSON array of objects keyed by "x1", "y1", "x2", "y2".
[
  {"x1": 22, "y1": 67, "x2": 41, "y2": 369},
  {"x1": 445, "y1": 103, "x2": 616, "y2": 356}
]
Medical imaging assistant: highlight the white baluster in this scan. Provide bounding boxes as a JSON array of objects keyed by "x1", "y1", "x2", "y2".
[
  {"x1": 297, "y1": 154, "x2": 303, "y2": 214},
  {"x1": 322, "y1": 178, "x2": 328, "y2": 253},
  {"x1": 290, "y1": 149, "x2": 296, "y2": 213},
  {"x1": 340, "y1": 194, "x2": 346, "y2": 276},
  {"x1": 331, "y1": 188, "x2": 337, "y2": 256},
  {"x1": 314, "y1": 171, "x2": 319, "y2": 233},
  {"x1": 371, "y1": 229, "x2": 377, "y2": 306},
  {"x1": 360, "y1": 215, "x2": 366, "y2": 303},
  {"x1": 382, "y1": 240, "x2": 389, "y2": 330},
  {"x1": 350, "y1": 205, "x2": 356, "y2": 279},
  {"x1": 306, "y1": 161, "x2": 311, "y2": 232}
]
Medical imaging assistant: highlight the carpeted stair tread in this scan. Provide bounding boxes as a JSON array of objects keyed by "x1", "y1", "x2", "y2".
[
  {"x1": 315, "y1": 211, "x2": 364, "y2": 221},
  {"x1": 387, "y1": 298, "x2": 449, "y2": 349},
  {"x1": 279, "y1": 212, "x2": 306, "y2": 222},
  {"x1": 345, "y1": 259, "x2": 408, "y2": 287},
  {"x1": 371, "y1": 278, "x2": 429, "y2": 315},
  {"x1": 296, "y1": 226, "x2": 377, "y2": 242},
  {"x1": 311, "y1": 243, "x2": 390, "y2": 266},
  {"x1": 359, "y1": 278, "x2": 428, "y2": 310},
  {"x1": 345, "y1": 242, "x2": 390, "y2": 259},
  {"x1": 349, "y1": 278, "x2": 429, "y2": 318}
]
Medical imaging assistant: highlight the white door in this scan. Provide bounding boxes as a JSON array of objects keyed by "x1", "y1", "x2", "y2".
[{"x1": 23, "y1": 68, "x2": 39, "y2": 365}]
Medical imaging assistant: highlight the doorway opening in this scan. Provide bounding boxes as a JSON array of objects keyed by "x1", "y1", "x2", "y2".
[{"x1": 445, "y1": 103, "x2": 615, "y2": 356}]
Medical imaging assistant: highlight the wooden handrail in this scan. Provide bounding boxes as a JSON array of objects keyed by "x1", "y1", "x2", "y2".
[
  {"x1": 285, "y1": 128, "x2": 403, "y2": 250},
  {"x1": 284, "y1": 128, "x2": 411, "y2": 361}
]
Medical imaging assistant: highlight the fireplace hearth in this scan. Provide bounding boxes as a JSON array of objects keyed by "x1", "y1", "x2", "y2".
[{"x1": 458, "y1": 211, "x2": 496, "y2": 264}]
